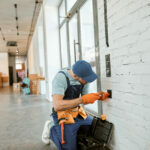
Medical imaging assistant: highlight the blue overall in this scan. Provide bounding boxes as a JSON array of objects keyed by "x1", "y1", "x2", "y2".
[{"x1": 50, "y1": 71, "x2": 93, "y2": 150}]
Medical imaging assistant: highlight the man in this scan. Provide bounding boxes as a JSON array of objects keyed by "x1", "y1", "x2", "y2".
[{"x1": 50, "y1": 60, "x2": 109, "y2": 150}]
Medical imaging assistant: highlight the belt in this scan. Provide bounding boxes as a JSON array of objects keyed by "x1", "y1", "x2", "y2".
[{"x1": 56, "y1": 106, "x2": 87, "y2": 125}]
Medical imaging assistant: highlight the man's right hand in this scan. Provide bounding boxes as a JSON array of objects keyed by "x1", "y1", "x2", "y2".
[
  {"x1": 97, "y1": 91, "x2": 110, "y2": 101},
  {"x1": 82, "y1": 93, "x2": 100, "y2": 104}
]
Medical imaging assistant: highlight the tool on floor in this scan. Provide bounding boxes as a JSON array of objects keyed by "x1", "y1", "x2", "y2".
[{"x1": 77, "y1": 116, "x2": 113, "y2": 150}]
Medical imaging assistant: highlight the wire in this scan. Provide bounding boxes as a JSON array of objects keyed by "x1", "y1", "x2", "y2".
[
  {"x1": 26, "y1": 0, "x2": 42, "y2": 52},
  {"x1": 104, "y1": 0, "x2": 109, "y2": 47},
  {"x1": 14, "y1": 3, "x2": 19, "y2": 35}
]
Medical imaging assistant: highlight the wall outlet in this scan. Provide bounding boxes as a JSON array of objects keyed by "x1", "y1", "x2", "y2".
[{"x1": 107, "y1": 89, "x2": 112, "y2": 98}]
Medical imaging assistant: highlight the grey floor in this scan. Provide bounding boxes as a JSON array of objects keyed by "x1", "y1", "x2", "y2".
[{"x1": 0, "y1": 87, "x2": 56, "y2": 150}]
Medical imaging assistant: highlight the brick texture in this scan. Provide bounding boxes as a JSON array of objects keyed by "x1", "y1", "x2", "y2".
[{"x1": 97, "y1": 0, "x2": 150, "y2": 149}]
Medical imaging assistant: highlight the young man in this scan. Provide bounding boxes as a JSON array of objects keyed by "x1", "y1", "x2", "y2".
[{"x1": 50, "y1": 60, "x2": 109, "y2": 150}]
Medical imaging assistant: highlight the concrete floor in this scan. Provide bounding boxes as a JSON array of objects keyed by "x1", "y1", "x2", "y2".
[{"x1": 0, "y1": 87, "x2": 56, "y2": 150}]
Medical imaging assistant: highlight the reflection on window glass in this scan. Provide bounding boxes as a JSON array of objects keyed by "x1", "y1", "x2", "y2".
[
  {"x1": 69, "y1": 14, "x2": 79, "y2": 66},
  {"x1": 80, "y1": 0, "x2": 98, "y2": 113},
  {"x1": 59, "y1": 0, "x2": 66, "y2": 24},
  {"x1": 60, "y1": 24, "x2": 69, "y2": 68},
  {"x1": 67, "y1": 0, "x2": 77, "y2": 12}
]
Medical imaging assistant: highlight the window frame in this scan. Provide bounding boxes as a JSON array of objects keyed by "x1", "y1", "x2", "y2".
[{"x1": 58, "y1": 0, "x2": 102, "y2": 116}]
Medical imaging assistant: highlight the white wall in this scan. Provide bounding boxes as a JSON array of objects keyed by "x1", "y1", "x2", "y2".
[
  {"x1": 28, "y1": 29, "x2": 40, "y2": 75},
  {"x1": 37, "y1": 26, "x2": 46, "y2": 94},
  {"x1": 16, "y1": 56, "x2": 26, "y2": 64},
  {"x1": 98, "y1": 0, "x2": 150, "y2": 150},
  {"x1": 0, "y1": 53, "x2": 9, "y2": 86},
  {"x1": 0, "y1": 53, "x2": 9, "y2": 76},
  {"x1": 43, "y1": 3, "x2": 60, "y2": 101},
  {"x1": 27, "y1": 2, "x2": 60, "y2": 97},
  {"x1": 28, "y1": 18, "x2": 46, "y2": 95}
]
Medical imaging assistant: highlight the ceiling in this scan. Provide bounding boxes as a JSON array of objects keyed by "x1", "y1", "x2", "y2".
[{"x1": 0, "y1": 0, "x2": 43, "y2": 56}]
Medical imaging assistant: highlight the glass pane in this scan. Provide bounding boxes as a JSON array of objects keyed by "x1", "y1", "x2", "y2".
[
  {"x1": 80, "y1": 0, "x2": 98, "y2": 113},
  {"x1": 16, "y1": 63, "x2": 22, "y2": 70},
  {"x1": 60, "y1": 24, "x2": 69, "y2": 68},
  {"x1": 69, "y1": 14, "x2": 80, "y2": 66},
  {"x1": 37, "y1": 11, "x2": 46, "y2": 94},
  {"x1": 59, "y1": 0, "x2": 66, "y2": 24},
  {"x1": 67, "y1": 0, "x2": 77, "y2": 12}
]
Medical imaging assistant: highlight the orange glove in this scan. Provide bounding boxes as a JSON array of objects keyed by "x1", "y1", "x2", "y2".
[
  {"x1": 97, "y1": 91, "x2": 109, "y2": 101},
  {"x1": 82, "y1": 93, "x2": 100, "y2": 104}
]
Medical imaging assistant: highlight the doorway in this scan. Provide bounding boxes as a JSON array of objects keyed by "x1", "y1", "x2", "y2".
[{"x1": 9, "y1": 66, "x2": 13, "y2": 86}]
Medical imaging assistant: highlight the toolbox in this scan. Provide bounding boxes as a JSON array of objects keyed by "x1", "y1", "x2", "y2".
[{"x1": 77, "y1": 117, "x2": 113, "y2": 150}]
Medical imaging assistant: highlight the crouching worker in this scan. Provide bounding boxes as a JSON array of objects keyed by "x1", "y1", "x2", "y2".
[{"x1": 50, "y1": 60, "x2": 109, "y2": 150}]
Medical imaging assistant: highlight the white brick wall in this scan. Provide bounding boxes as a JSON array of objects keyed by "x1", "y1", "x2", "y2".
[{"x1": 97, "y1": 0, "x2": 150, "y2": 149}]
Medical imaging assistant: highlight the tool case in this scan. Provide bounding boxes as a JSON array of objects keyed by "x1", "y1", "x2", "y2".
[{"x1": 77, "y1": 117, "x2": 113, "y2": 150}]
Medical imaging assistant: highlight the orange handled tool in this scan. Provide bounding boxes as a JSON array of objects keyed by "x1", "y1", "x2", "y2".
[
  {"x1": 58, "y1": 117, "x2": 68, "y2": 145},
  {"x1": 60, "y1": 122, "x2": 65, "y2": 144}
]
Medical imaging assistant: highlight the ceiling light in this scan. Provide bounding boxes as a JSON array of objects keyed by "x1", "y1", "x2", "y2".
[{"x1": 14, "y1": 3, "x2": 19, "y2": 36}]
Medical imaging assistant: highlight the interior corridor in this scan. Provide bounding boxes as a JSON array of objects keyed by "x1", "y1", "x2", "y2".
[
  {"x1": 0, "y1": 87, "x2": 55, "y2": 150},
  {"x1": 0, "y1": 0, "x2": 150, "y2": 149}
]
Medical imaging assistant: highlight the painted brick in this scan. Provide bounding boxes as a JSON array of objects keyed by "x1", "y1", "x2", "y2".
[{"x1": 98, "y1": 0, "x2": 150, "y2": 149}]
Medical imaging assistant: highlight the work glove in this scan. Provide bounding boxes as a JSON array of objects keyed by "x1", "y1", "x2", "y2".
[
  {"x1": 97, "y1": 91, "x2": 110, "y2": 101},
  {"x1": 82, "y1": 93, "x2": 100, "y2": 104}
]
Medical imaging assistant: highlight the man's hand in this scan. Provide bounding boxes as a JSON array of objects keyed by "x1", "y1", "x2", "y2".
[
  {"x1": 82, "y1": 93, "x2": 100, "y2": 104},
  {"x1": 97, "y1": 91, "x2": 110, "y2": 101}
]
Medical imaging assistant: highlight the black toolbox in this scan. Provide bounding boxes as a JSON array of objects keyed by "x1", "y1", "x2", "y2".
[{"x1": 77, "y1": 117, "x2": 113, "y2": 150}]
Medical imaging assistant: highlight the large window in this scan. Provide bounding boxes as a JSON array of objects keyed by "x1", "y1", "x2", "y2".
[
  {"x1": 67, "y1": 0, "x2": 77, "y2": 12},
  {"x1": 80, "y1": 0, "x2": 98, "y2": 113},
  {"x1": 16, "y1": 63, "x2": 22, "y2": 70},
  {"x1": 58, "y1": 0, "x2": 101, "y2": 115},
  {"x1": 37, "y1": 10, "x2": 46, "y2": 95},
  {"x1": 69, "y1": 14, "x2": 79, "y2": 66},
  {"x1": 60, "y1": 24, "x2": 69, "y2": 68},
  {"x1": 59, "y1": 0, "x2": 66, "y2": 24}
]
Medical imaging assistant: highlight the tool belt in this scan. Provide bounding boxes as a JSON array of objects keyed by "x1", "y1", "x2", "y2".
[{"x1": 57, "y1": 106, "x2": 87, "y2": 124}]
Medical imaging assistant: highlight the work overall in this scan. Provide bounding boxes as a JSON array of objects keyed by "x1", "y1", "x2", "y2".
[{"x1": 50, "y1": 71, "x2": 93, "y2": 150}]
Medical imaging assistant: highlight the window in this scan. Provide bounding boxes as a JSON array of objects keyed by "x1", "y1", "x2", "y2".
[
  {"x1": 69, "y1": 14, "x2": 79, "y2": 66},
  {"x1": 58, "y1": 0, "x2": 101, "y2": 115},
  {"x1": 67, "y1": 0, "x2": 77, "y2": 12},
  {"x1": 60, "y1": 24, "x2": 69, "y2": 68},
  {"x1": 80, "y1": 0, "x2": 98, "y2": 113},
  {"x1": 59, "y1": 0, "x2": 66, "y2": 24},
  {"x1": 16, "y1": 63, "x2": 22, "y2": 70}
]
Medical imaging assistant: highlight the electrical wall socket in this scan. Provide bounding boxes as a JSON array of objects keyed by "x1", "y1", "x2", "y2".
[{"x1": 107, "y1": 89, "x2": 112, "y2": 98}]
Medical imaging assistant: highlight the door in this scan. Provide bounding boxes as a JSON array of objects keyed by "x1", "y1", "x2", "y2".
[{"x1": 9, "y1": 66, "x2": 13, "y2": 86}]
